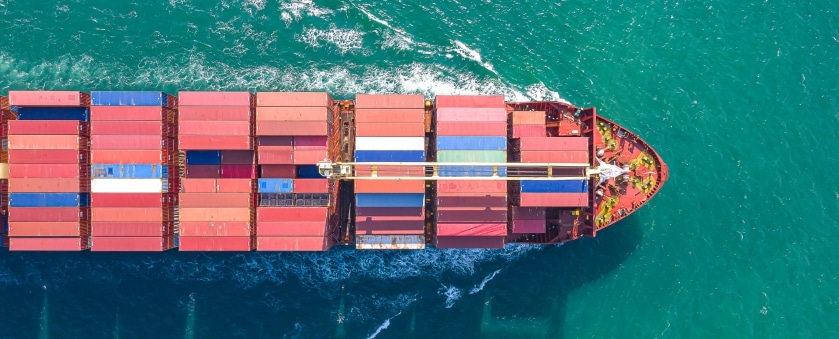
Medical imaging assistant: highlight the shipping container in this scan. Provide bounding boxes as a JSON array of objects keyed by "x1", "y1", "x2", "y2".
[
  {"x1": 436, "y1": 136, "x2": 506, "y2": 151},
  {"x1": 436, "y1": 121, "x2": 506, "y2": 136},
  {"x1": 436, "y1": 223, "x2": 507, "y2": 237},
  {"x1": 511, "y1": 219, "x2": 546, "y2": 234},
  {"x1": 256, "y1": 121, "x2": 327, "y2": 136},
  {"x1": 179, "y1": 236, "x2": 253, "y2": 251},
  {"x1": 219, "y1": 164, "x2": 257, "y2": 179},
  {"x1": 356, "y1": 207, "x2": 424, "y2": 217},
  {"x1": 520, "y1": 180, "x2": 588, "y2": 193},
  {"x1": 8, "y1": 150, "x2": 84, "y2": 164},
  {"x1": 8, "y1": 91, "x2": 86, "y2": 107},
  {"x1": 179, "y1": 221, "x2": 252, "y2": 237},
  {"x1": 354, "y1": 150, "x2": 425, "y2": 162},
  {"x1": 354, "y1": 109, "x2": 425, "y2": 123},
  {"x1": 436, "y1": 208, "x2": 507, "y2": 223},
  {"x1": 355, "y1": 193, "x2": 424, "y2": 208},
  {"x1": 91, "y1": 150, "x2": 169, "y2": 164},
  {"x1": 185, "y1": 151, "x2": 221, "y2": 165},
  {"x1": 293, "y1": 136, "x2": 328, "y2": 149},
  {"x1": 179, "y1": 193, "x2": 253, "y2": 208},
  {"x1": 436, "y1": 107, "x2": 507, "y2": 122},
  {"x1": 180, "y1": 178, "x2": 253, "y2": 193},
  {"x1": 91, "y1": 135, "x2": 164, "y2": 150},
  {"x1": 9, "y1": 193, "x2": 88, "y2": 207},
  {"x1": 90, "y1": 106, "x2": 169, "y2": 121},
  {"x1": 296, "y1": 165, "x2": 323, "y2": 178},
  {"x1": 512, "y1": 206, "x2": 546, "y2": 220},
  {"x1": 512, "y1": 125, "x2": 545, "y2": 138},
  {"x1": 16, "y1": 107, "x2": 89, "y2": 121},
  {"x1": 355, "y1": 235, "x2": 424, "y2": 250},
  {"x1": 220, "y1": 150, "x2": 255, "y2": 164},
  {"x1": 91, "y1": 207, "x2": 168, "y2": 222},
  {"x1": 0, "y1": 163, "x2": 7, "y2": 179},
  {"x1": 91, "y1": 222, "x2": 174, "y2": 237},
  {"x1": 519, "y1": 150, "x2": 589, "y2": 163},
  {"x1": 91, "y1": 91, "x2": 171, "y2": 107},
  {"x1": 354, "y1": 165, "x2": 427, "y2": 177},
  {"x1": 177, "y1": 106, "x2": 252, "y2": 121},
  {"x1": 91, "y1": 121, "x2": 168, "y2": 135},
  {"x1": 91, "y1": 179, "x2": 168, "y2": 193},
  {"x1": 257, "y1": 178, "x2": 294, "y2": 193},
  {"x1": 354, "y1": 180, "x2": 425, "y2": 193},
  {"x1": 257, "y1": 136, "x2": 294, "y2": 147},
  {"x1": 178, "y1": 91, "x2": 253, "y2": 106},
  {"x1": 256, "y1": 221, "x2": 327, "y2": 236},
  {"x1": 292, "y1": 150, "x2": 328, "y2": 165},
  {"x1": 9, "y1": 222, "x2": 83, "y2": 237},
  {"x1": 256, "y1": 92, "x2": 332, "y2": 107},
  {"x1": 255, "y1": 106, "x2": 328, "y2": 121},
  {"x1": 90, "y1": 236, "x2": 175, "y2": 252},
  {"x1": 8, "y1": 120, "x2": 82, "y2": 135},
  {"x1": 9, "y1": 178, "x2": 82, "y2": 193},
  {"x1": 256, "y1": 236, "x2": 331, "y2": 251},
  {"x1": 519, "y1": 137, "x2": 589, "y2": 151},
  {"x1": 355, "y1": 123, "x2": 425, "y2": 137},
  {"x1": 437, "y1": 180, "x2": 506, "y2": 193},
  {"x1": 437, "y1": 165, "x2": 508, "y2": 177},
  {"x1": 9, "y1": 237, "x2": 89, "y2": 251},
  {"x1": 355, "y1": 137, "x2": 425, "y2": 151},
  {"x1": 90, "y1": 193, "x2": 168, "y2": 207},
  {"x1": 179, "y1": 208, "x2": 252, "y2": 222},
  {"x1": 355, "y1": 94, "x2": 425, "y2": 109},
  {"x1": 519, "y1": 193, "x2": 588, "y2": 207},
  {"x1": 91, "y1": 164, "x2": 168, "y2": 179},
  {"x1": 256, "y1": 206, "x2": 327, "y2": 222},
  {"x1": 179, "y1": 135, "x2": 252, "y2": 150},
  {"x1": 260, "y1": 165, "x2": 296, "y2": 178},
  {"x1": 8, "y1": 135, "x2": 83, "y2": 150},
  {"x1": 437, "y1": 194, "x2": 507, "y2": 207},
  {"x1": 9, "y1": 207, "x2": 83, "y2": 222},
  {"x1": 8, "y1": 164, "x2": 83, "y2": 178},
  {"x1": 179, "y1": 121, "x2": 250, "y2": 135},
  {"x1": 511, "y1": 111, "x2": 546, "y2": 125},
  {"x1": 184, "y1": 165, "x2": 220, "y2": 178},
  {"x1": 257, "y1": 150, "x2": 293, "y2": 164},
  {"x1": 435, "y1": 236, "x2": 504, "y2": 249},
  {"x1": 437, "y1": 150, "x2": 506, "y2": 162},
  {"x1": 293, "y1": 179, "x2": 328, "y2": 193},
  {"x1": 355, "y1": 219, "x2": 425, "y2": 235},
  {"x1": 435, "y1": 95, "x2": 505, "y2": 108}
]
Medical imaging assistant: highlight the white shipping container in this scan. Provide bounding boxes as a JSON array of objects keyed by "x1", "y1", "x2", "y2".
[
  {"x1": 91, "y1": 179, "x2": 168, "y2": 193},
  {"x1": 354, "y1": 137, "x2": 425, "y2": 151},
  {"x1": 355, "y1": 235, "x2": 425, "y2": 250}
]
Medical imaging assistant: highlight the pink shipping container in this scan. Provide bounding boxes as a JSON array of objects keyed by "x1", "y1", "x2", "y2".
[
  {"x1": 293, "y1": 150, "x2": 327, "y2": 165},
  {"x1": 8, "y1": 135, "x2": 84, "y2": 150},
  {"x1": 257, "y1": 222, "x2": 327, "y2": 236},
  {"x1": 435, "y1": 208, "x2": 507, "y2": 222},
  {"x1": 512, "y1": 207, "x2": 546, "y2": 220},
  {"x1": 256, "y1": 92, "x2": 332, "y2": 107},
  {"x1": 178, "y1": 91, "x2": 253, "y2": 106},
  {"x1": 91, "y1": 208, "x2": 169, "y2": 222},
  {"x1": 257, "y1": 149, "x2": 293, "y2": 164},
  {"x1": 355, "y1": 94, "x2": 425, "y2": 109},
  {"x1": 293, "y1": 136, "x2": 328, "y2": 149},
  {"x1": 293, "y1": 179, "x2": 329, "y2": 193},
  {"x1": 355, "y1": 123, "x2": 425, "y2": 137},
  {"x1": 512, "y1": 219, "x2": 546, "y2": 234},
  {"x1": 519, "y1": 193, "x2": 588, "y2": 207},
  {"x1": 220, "y1": 164, "x2": 257, "y2": 179},
  {"x1": 177, "y1": 106, "x2": 252, "y2": 121},
  {"x1": 10, "y1": 178, "x2": 83, "y2": 192},
  {"x1": 179, "y1": 208, "x2": 252, "y2": 222},
  {"x1": 355, "y1": 219, "x2": 425, "y2": 235},
  {"x1": 179, "y1": 135, "x2": 252, "y2": 150},
  {"x1": 9, "y1": 237, "x2": 89, "y2": 251},
  {"x1": 257, "y1": 136, "x2": 294, "y2": 147},
  {"x1": 354, "y1": 165, "x2": 426, "y2": 178},
  {"x1": 256, "y1": 121, "x2": 326, "y2": 136},
  {"x1": 179, "y1": 121, "x2": 251, "y2": 136},
  {"x1": 8, "y1": 120, "x2": 82, "y2": 135},
  {"x1": 179, "y1": 222, "x2": 252, "y2": 237},
  {"x1": 437, "y1": 194, "x2": 508, "y2": 207},
  {"x1": 257, "y1": 207, "x2": 327, "y2": 222},
  {"x1": 91, "y1": 135, "x2": 165, "y2": 150},
  {"x1": 90, "y1": 121, "x2": 168, "y2": 135},
  {"x1": 436, "y1": 223, "x2": 507, "y2": 237},
  {"x1": 354, "y1": 180, "x2": 425, "y2": 193},
  {"x1": 8, "y1": 164, "x2": 83, "y2": 178},
  {"x1": 181, "y1": 179, "x2": 253, "y2": 193},
  {"x1": 435, "y1": 95, "x2": 505, "y2": 108},
  {"x1": 520, "y1": 150, "x2": 589, "y2": 163},
  {"x1": 179, "y1": 236, "x2": 254, "y2": 251},
  {"x1": 256, "y1": 107, "x2": 328, "y2": 121},
  {"x1": 437, "y1": 181, "x2": 506, "y2": 194},
  {"x1": 356, "y1": 207, "x2": 424, "y2": 217},
  {"x1": 354, "y1": 109, "x2": 425, "y2": 123},
  {"x1": 256, "y1": 236, "x2": 332, "y2": 251},
  {"x1": 9, "y1": 91, "x2": 86, "y2": 107},
  {"x1": 260, "y1": 165, "x2": 296, "y2": 178},
  {"x1": 185, "y1": 165, "x2": 221, "y2": 178},
  {"x1": 179, "y1": 193, "x2": 253, "y2": 208},
  {"x1": 91, "y1": 222, "x2": 174, "y2": 237},
  {"x1": 91, "y1": 150, "x2": 170, "y2": 164},
  {"x1": 8, "y1": 222, "x2": 84, "y2": 237},
  {"x1": 512, "y1": 125, "x2": 545, "y2": 138},
  {"x1": 90, "y1": 236, "x2": 175, "y2": 252},
  {"x1": 519, "y1": 137, "x2": 589, "y2": 151},
  {"x1": 90, "y1": 106, "x2": 170, "y2": 121},
  {"x1": 91, "y1": 193, "x2": 169, "y2": 207},
  {"x1": 435, "y1": 236, "x2": 504, "y2": 249},
  {"x1": 220, "y1": 150, "x2": 255, "y2": 164},
  {"x1": 435, "y1": 121, "x2": 507, "y2": 136},
  {"x1": 436, "y1": 107, "x2": 507, "y2": 122},
  {"x1": 9, "y1": 207, "x2": 83, "y2": 222},
  {"x1": 9, "y1": 150, "x2": 85, "y2": 164}
]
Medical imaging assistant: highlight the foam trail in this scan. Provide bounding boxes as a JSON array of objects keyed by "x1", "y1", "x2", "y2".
[
  {"x1": 439, "y1": 284, "x2": 462, "y2": 309},
  {"x1": 451, "y1": 40, "x2": 497, "y2": 75},
  {"x1": 39, "y1": 286, "x2": 49, "y2": 339},
  {"x1": 469, "y1": 269, "x2": 502, "y2": 295},
  {"x1": 335, "y1": 285, "x2": 347, "y2": 339},
  {"x1": 366, "y1": 311, "x2": 401, "y2": 339},
  {"x1": 184, "y1": 293, "x2": 196, "y2": 339}
]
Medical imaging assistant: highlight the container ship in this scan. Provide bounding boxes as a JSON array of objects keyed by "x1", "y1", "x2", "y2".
[{"x1": 0, "y1": 91, "x2": 667, "y2": 251}]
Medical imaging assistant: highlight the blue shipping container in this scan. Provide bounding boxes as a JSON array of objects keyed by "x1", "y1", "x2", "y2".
[
  {"x1": 91, "y1": 164, "x2": 168, "y2": 179},
  {"x1": 355, "y1": 193, "x2": 425, "y2": 207},
  {"x1": 15, "y1": 107, "x2": 90, "y2": 121},
  {"x1": 91, "y1": 91, "x2": 170, "y2": 107},
  {"x1": 354, "y1": 150, "x2": 425, "y2": 162},
  {"x1": 520, "y1": 180, "x2": 589, "y2": 193},
  {"x1": 436, "y1": 136, "x2": 507, "y2": 151},
  {"x1": 438, "y1": 165, "x2": 508, "y2": 177},
  {"x1": 296, "y1": 165, "x2": 324, "y2": 178},
  {"x1": 258, "y1": 179, "x2": 294, "y2": 193},
  {"x1": 9, "y1": 193, "x2": 90, "y2": 207},
  {"x1": 185, "y1": 151, "x2": 222, "y2": 165}
]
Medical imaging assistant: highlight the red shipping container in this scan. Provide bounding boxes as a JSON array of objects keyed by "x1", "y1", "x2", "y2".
[
  {"x1": 179, "y1": 222, "x2": 252, "y2": 237},
  {"x1": 91, "y1": 135, "x2": 163, "y2": 150},
  {"x1": 512, "y1": 125, "x2": 545, "y2": 138},
  {"x1": 511, "y1": 111, "x2": 545, "y2": 125},
  {"x1": 437, "y1": 194, "x2": 508, "y2": 207},
  {"x1": 355, "y1": 123, "x2": 424, "y2": 137},
  {"x1": 436, "y1": 107, "x2": 507, "y2": 122},
  {"x1": 512, "y1": 219, "x2": 546, "y2": 234},
  {"x1": 354, "y1": 219, "x2": 425, "y2": 235},
  {"x1": 9, "y1": 91, "x2": 85, "y2": 107},
  {"x1": 437, "y1": 181, "x2": 506, "y2": 194},
  {"x1": 256, "y1": 107, "x2": 328, "y2": 121},
  {"x1": 220, "y1": 150, "x2": 255, "y2": 164},
  {"x1": 256, "y1": 92, "x2": 332, "y2": 107},
  {"x1": 8, "y1": 120, "x2": 82, "y2": 135},
  {"x1": 436, "y1": 223, "x2": 507, "y2": 237},
  {"x1": 356, "y1": 207, "x2": 424, "y2": 217},
  {"x1": 179, "y1": 236, "x2": 253, "y2": 251},
  {"x1": 91, "y1": 222, "x2": 174, "y2": 237},
  {"x1": 179, "y1": 193, "x2": 253, "y2": 208},
  {"x1": 354, "y1": 165, "x2": 426, "y2": 177},
  {"x1": 178, "y1": 91, "x2": 253, "y2": 106},
  {"x1": 179, "y1": 135, "x2": 252, "y2": 150},
  {"x1": 354, "y1": 109, "x2": 425, "y2": 123},
  {"x1": 257, "y1": 207, "x2": 327, "y2": 222},
  {"x1": 260, "y1": 165, "x2": 296, "y2": 178},
  {"x1": 178, "y1": 106, "x2": 252, "y2": 121},
  {"x1": 258, "y1": 145, "x2": 293, "y2": 152},
  {"x1": 435, "y1": 208, "x2": 507, "y2": 223},
  {"x1": 9, "y1": 237, "x2": 89, "y2": 251},
  {"x1": 91, "y1": 150, "x2": 169, "y2": 164},
  {"x1": 257, "y1": 136, "x2": 294, "y2": 147},
  {"x1": 8, "y1": 135, "x2": 83, "y2": 150},
  {"x1": 519, "y1": 137, "x2": 589, "y2": 151},
  {"x1": 91, "y1": 121, "x2": 167, "y2": 135},
  {"x1": 220, "y1": 164, "x2": 257, "y2": 178},
  {"x1": 435, "y1": 235, "x2": 504, "y2": 249},
  {"x1": 512, "y1": 206, "x2": 546, "y2": 220},
  {"x1": 90, "y1": 106, "x2": 170, "y2": 121},
  {"x1": 258, "y1": 149, "x2": 293, "y2": 164},
  {"x1": 179, "y1": 121, "x2": 251, "y2": 136},
  {"x1": 92, "y1": 208, "x2": 168, "y2": 222},
  {"x1": 8, "y1": 164, "x2": 82, "y2": 178},
  {"x1": 436, "y1": 121, "x2": 506, "y2": 136},
  {"x1": 90, "y1": 193, "x2": 167, "y2": 207},
  {"x1": 355, "y1": 94, "x2": 424, "y2": 109},
  {"x1": 9, "y1": 150, "x2": 84, "y2": 164},
  {"x1": 293, "y1": 136, "x2": 328, "y2": 149},
  {"x1": 90, "y1": 236, "x2": 174, "y2": 252},
  {"x1": 435, "y1": 95, "x2": 505, "y2": 108},
  {"x1": 10, "y1": 178, "x2": 81, "y2": 192},
  {"x1": 179, "y1": 208, "x2": 252, "y2": 222},
  {"x1": 293, "y1": 179, "x2": 328, "y2": 193},
  {"x1": 520, "y1": 151, "x2": 588, "y2": 163},
  {"x1": 257, "y1": 221, "x2": 327, "y2": 236},
  {"x1": 185, "y1": 165, "x2": 220, "y2": 178},
  {"x1": 256, "y1": 236, "x2": 331, "y2": 251},
  {"x1": 9, "y1": 223, "x2": 63, "y2": 238},
  {"x1": 9, "y1": 207, "x2": 83, "y2": 222},
  {"x1": 354, "y1": 180, "x2": 424, "y2": 193},
  {"x1": 256, "y1": 121, "x2": 326, "y2": 136},
  {"x1": 293, "y1": 149, "x2": 327, "y2": 165},
  {"x1": 180, "y1": 178, "x2": 253, "y2": 193},
  {"x1": 519, "y1": 193, "x2": 588, "y2": 207}
]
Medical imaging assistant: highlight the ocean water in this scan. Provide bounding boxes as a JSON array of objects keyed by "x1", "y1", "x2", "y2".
[{"x1": 0, "y1": 0, "x2": 838, "y2": 338}]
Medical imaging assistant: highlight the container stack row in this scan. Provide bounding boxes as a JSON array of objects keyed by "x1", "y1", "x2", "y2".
[
  {"x1": 514, "y1": 137, "x2": 590, "y2": 207},
  {"x1": 353, "y1": 94, "x2": 427, "y2": 250},
  {"x1": 6, "y1": 91, "x2": 91, "y2": 251},
  {"x1": 0, "y1": 96, "x2": 11, "y2": 247},
  {"x1": 433, "y1": 95, "x2": 508, "y2": 249},
  {"x1": 510, "y1": 110, "x2": 546, "y2": 138},
  {"x1": 178, "y1": 92, "x2": 256, "y2": 251},
  {"x1": 255, "y1": 92, "x2": 336, "y2": 251},
  {"x1": 89, "y1": 92, "x2": 178, "y2": 251}
]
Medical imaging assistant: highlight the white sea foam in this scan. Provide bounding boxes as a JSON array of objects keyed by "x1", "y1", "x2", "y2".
[
  {"x1": 439, "y1": 284, "x2": 463, "y2": 309},
  {"x1": 451, "y1": 40, "x2": 497, "y2": 75},
  {"x1": 469, "y1": 269, "x2": 501, "y2": 294},
  {"x1": 296, "y1": 24, "x2": 366, "y2": 54},
  {"x1": 280, "y1": 0, "x2": 333, "y2": 22},
  {"x1": 367, "y1": 311, "x2": 401, "y2": 339}
]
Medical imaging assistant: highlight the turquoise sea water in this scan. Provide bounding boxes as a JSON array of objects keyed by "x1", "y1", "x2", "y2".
[{"x1": 1, "y1": 0, "x2": 838, "y2": 337}]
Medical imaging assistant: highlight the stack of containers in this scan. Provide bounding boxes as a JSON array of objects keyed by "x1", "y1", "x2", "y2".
[
  {"x1": 353, "y1": 94, "x2": 426, "y2": 250},
  {"x1": 255, "y1": 92, "x2": 335, "y2": 251},
  {"x1": 517, "y1": 137, "x2": 590, "y2": 207},
  {"x1": 510, "y1": 111, "x2": 546, "y2": 138},
  {"x1": 88, "y1": 91, "x2": 177, "y2": 251},
  {"x1": 0, "y1": 96, "x2": 10, "y2": 247},
  {"x1": 6, "y1": 91, "x2": 91, "y2": 251},
  {"x1": 434, "y1": 95, "x2": 508, "y2": 249},
  {"x1": 178, "y1": 92, "x2": 256, "y2": 251}
]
